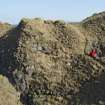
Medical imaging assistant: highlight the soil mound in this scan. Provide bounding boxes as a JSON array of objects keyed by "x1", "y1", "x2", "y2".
[
  {"x1": 0, "y1": 12, "x2": 105, "y2": 105},
  {"x1": 0, "y1": 75, "x2": 22, "y2": 105}
]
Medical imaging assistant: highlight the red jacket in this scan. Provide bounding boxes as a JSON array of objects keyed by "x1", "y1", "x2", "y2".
[{"x1": 89, "y1": 49, "x2": 97, "y2": 57}]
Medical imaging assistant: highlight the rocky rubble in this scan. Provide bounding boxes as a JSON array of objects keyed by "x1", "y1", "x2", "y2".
[{"x1": 0, "y1": 12, "x2": 105, "y2": 105}]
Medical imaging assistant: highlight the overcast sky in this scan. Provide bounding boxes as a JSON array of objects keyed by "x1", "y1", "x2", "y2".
[{"x1": 0, "y1": 0, "x2": 105, "y2": 24}]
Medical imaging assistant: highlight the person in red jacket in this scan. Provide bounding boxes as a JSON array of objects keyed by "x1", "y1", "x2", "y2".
[{"x1": 89, "y1": 49, "x2": 97, "y2": 58}]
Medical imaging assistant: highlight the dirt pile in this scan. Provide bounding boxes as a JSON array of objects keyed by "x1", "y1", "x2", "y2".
[
  {"x1": 13, "y1": 18, "x2": 86, "y2": 105},
  {"x1": 0, "y1": 12, "x2": 105, "y2": 105}
]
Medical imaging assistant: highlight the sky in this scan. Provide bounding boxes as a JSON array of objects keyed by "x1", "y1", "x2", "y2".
[{"x1": 0, "y1": 0, "x2": 105, "y2": 24}]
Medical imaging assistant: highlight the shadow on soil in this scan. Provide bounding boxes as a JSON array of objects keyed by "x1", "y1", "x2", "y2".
[
  {"x1": 73, "y1": 70, "x2": 105, "y2": 105},
  {"x1": 0, "y1": 27, "x2": 20, "y2": 82}
]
